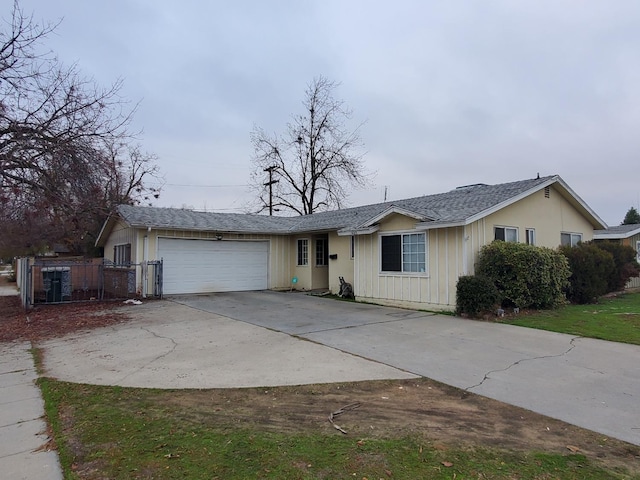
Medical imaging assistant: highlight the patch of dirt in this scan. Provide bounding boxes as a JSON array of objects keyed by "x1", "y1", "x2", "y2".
[
  {"x1": 158, "y1": 379, "x2": 640, "y2": 475},
  {"x1": 0, "y1": 276, "x2": 130, "y2": 342}
]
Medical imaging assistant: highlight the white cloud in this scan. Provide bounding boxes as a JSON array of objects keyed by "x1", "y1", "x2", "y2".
[{"x1": 13, "y1": 0, "x2": 640, "y2": 224}]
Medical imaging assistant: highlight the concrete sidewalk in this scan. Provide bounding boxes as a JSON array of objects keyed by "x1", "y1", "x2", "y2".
[
  {"x1": 0, "y1": 285, "x2": 63, "y2": 480},
  {"x1": 0, "y1": 342, "x2": 62, "y2": 480}
]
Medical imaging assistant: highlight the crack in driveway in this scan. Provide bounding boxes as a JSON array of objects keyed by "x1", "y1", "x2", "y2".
[
  {"x1": 298, "y1": 316, "x2": 421, "y2": 335},
  {"x1": 466, "y1": 336, "x2": 580, "y2": 392},
  {"x1": 118, "y1": 326, "x2": 178, "y2": 382}
]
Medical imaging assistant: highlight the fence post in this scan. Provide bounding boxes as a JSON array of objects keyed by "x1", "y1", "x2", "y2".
[{"x1": 99, "y1": 260, "x2": 104, "y2": 300}]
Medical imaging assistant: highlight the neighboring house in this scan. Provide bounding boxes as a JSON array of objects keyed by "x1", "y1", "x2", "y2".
[
  {"x1": 95, "y1": 175, "x2": 606, "y2": 311},
  {"x1": 594, "y1": 223, "x2": 640, "y2": 289}
]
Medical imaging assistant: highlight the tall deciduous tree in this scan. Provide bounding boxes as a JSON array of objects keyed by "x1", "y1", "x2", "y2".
[
  {"x1": 250, "y1": 76, "x2": 369, "y2": 215},
  {"x1": 622, "y1": 206, "x2": 640, "y2": 225},
  {"x1": 0, "y1": 2, "x2": 161, "y2": 257}
]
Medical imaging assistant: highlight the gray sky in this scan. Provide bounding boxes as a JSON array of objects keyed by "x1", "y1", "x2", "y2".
[{"x1": 13, "y1": 0, "x2": 640, "y2": 225}]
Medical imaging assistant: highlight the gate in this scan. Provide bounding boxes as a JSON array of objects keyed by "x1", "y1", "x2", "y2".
[{"x1": 19, "y1": 258, "x2": 162, "y2": 308}]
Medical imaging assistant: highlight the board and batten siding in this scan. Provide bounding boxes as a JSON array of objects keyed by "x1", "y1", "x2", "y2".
[
  {"x1": 353, "y1": 214, "x2": 467, "y2": 311},
  {"x1": 102, "y1": 219, "x2": 139, "y2": 263},
  {"x1": 352, "y1": 185, "x2": 603, "y2": 311}
]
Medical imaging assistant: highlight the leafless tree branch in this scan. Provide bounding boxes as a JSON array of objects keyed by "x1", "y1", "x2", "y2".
[
  {"x1": 249, "y1": 76, "x2": 371, "y2": 215},
  {"x1": 0, "y1": 2, "x2": 161, "y2": 257}
]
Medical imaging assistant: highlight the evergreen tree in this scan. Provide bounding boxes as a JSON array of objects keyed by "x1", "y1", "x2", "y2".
[{"x1": 622, "y1": 207, "x2": 640, "y2": 225}]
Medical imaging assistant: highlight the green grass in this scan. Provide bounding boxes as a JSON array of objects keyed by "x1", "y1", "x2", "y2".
[
  {"x1": 39, "y1": 379, "x2": 637, "y2": 480},
  {"x1": 502, "y1": 292, "x2": 640, "y2": 345}
]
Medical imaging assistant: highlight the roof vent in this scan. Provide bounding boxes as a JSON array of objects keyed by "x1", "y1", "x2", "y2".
[
  {"x1": 455, "y1": 183, "x2": 487, "y2": 191},
  {"x1": 544, "y1": 186, "x2": 550, "y2": 198}
]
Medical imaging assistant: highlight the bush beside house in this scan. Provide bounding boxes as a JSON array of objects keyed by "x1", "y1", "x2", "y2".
[
  {"x1": 559, "y1": 243, "x2": 614, "y2": 304},
  {"x1": 472, "y1": 241, "x2": 570, "y2": 311},
  {"x1": 560, "y1": 241, "x2": 640, "y2": 304},
  {"x1": 456, "y1": 239, "x2": 640, "y2": 316},
  {"x1": 592, "y1": 241, "x2": 640, "y2": 292},
  {"x1": 455, "y1": 275, "x2": 501, "y2": 317}
]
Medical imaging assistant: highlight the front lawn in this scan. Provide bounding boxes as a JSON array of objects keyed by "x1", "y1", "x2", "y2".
[
  {"x1": 39, "y1": 378, "x2": 640, "y2": 480},
  {"x1": 502, "y1": 292, "x2": 640, "y2": 345}
]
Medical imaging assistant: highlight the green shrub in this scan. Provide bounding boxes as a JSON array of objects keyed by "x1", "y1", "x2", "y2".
[
  {"x1": 559, "y1": 243, "x2": 615, "y2": 304},
  {"x1": 456, "y1": 275, "x2": 501, "y2": 317},
  {"x1": 593, "y1": 241, "x2": 640, "y2": 291},
  {"x1": 476, "y1": 241, "x2": 570, "y2": 309}
]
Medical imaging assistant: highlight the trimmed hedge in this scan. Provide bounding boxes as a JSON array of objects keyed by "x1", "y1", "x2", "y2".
[
  {"x1": 455, "y1": 275, "x2": 501, "y2": 316},
  {"x1": 593, "y1": 241, "x2": 640, "y2": 292},
  {"x1": 476, "y1": 241, "x2": 570, "y2": 309},
  {"x1": 559, "y1": 243, "x2": 615, "y2": 304}
]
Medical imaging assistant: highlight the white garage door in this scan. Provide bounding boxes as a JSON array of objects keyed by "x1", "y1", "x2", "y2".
[{"x1": 158, "y1": 238, "x2": 269, "y2": 294}]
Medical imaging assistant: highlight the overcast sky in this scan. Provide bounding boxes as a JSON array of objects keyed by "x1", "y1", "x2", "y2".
[{"x1": 12, "y1": 0, "x2": 640, "y2": 225}]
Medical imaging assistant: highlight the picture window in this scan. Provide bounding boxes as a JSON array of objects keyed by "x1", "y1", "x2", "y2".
[{"x1": 381, "y1": 233, "x2": 426, "y2": 273}]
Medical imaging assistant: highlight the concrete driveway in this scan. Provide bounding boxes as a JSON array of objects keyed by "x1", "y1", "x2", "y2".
[{"x1": 41, "y1": 291, "x2": 640, "y2": 446}]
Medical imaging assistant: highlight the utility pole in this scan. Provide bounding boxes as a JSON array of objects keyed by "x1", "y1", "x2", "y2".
[{"x1": 263, "y1": 166, "x2": 279, "y2": 216}]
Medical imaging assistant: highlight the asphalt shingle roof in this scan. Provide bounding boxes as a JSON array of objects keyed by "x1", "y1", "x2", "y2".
[
  {"x1": 594, "y1": 224, "x2": 640, "y2": 237},
  {"x1": 117, "y1": 175, "x2": 558, "y2": 234},
  {"x1": 116, "y1": 205, "x2": 296, "y2": 234}
]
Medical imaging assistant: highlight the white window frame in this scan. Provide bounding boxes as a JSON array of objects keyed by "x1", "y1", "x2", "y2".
[
  {"x1": 561, "y1": 232, "x2": 582, "y2": 247},
  {"x1": 494, "y1": 226, "x2": 518, "y2": 242},
  {"x1": 380, "y1": 232, "x2": 427, "y2": 274},
  {"x1": 636, "y1": 240, "x2": 640, "y2": 264},
  {"x1": 526, "y1": 228, "x2": 536, "y2": 245},
  {"x1": 297, "y1": 239, "x2": 309, "y2": 266}
]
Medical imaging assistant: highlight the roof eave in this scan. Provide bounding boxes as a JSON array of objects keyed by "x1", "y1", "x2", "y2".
[
  {"x1": 553, "y1": 176, "x2": 608, "y2": 229},
  {"x1": 95, "y1": 214, "x2": 121, "y2": 247},
  {"x1": 355, "y1": 205, "x2": 430, "y2": 230},
  {"x1": 460, "y1": 176, "x2": 562, "y2": 225},
  {"x1": 594, "y1": 226, "x2": 640, "y2": 239},
  {"x1": 415, "y1": 220, "x2": 466, "y2": 230},
  {"x1": 593, "y1": 233, "x2": 626, "y2": 240},
  {"x1": 337, "y1": 225, "x2": 380, "y2": 236},
  {"x1": 456, "y1": 175, "x2": 607, "y2": 229}
]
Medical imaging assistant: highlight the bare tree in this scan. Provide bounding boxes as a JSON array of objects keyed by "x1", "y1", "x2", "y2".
[
  {"x1": 0, "y1": 2, "x2": 161, "y2": 256},
  {"x1": 250, "y1": 76, "x2": 369, "y2": 215}
]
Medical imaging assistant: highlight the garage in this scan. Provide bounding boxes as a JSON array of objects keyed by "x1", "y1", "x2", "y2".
[{"x1": 158, "y1": 238, "x2": 269, "y2": 295}]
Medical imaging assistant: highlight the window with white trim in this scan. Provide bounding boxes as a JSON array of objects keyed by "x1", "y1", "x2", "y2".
[
  {"x1": 381, "y1": 232, "x2": 426, "y2": 273},
  {"x1": 526, "y1": 228, "x2": 536, "y2": 245},
  {"x1": 561, "y1": 232, "x2": 582, "y2": 247},
  {"x1": 636, "y1": 241, "x2": 640, "y2": 264},
  {"x1": 114, "y1": 243, "x2": 131, "y2": 266},
  {"x1": 315, "y1": 238, "x2": 328, "y2": 266},
  {"x1": 297, "y1": 239, "x2": 308, "y2": 266},
  {"x1": 494, "y1": 226, "x2": 518, "y2": 242}
]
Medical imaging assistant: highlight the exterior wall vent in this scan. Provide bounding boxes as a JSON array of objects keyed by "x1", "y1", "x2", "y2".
[{"x1": 544, "y1": 186, "x2": 550, "y2": 198}]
